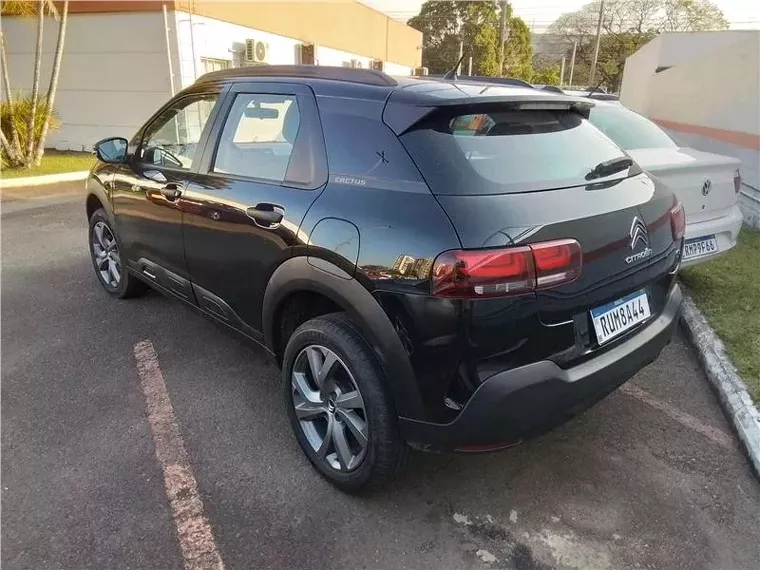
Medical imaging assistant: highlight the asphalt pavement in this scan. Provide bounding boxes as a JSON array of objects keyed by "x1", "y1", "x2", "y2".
[{"x1": 2, "y1": 182, "x2": 759, "y2": 570}]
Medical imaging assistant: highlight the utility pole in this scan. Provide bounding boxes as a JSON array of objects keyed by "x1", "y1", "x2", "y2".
[
  {"x1": 457, "y1": 39, "x2": 464, "y2": 76},
  {"x1": 559, "y1": 56, "x2": 566, "y2": 87},
  {"x1": 498, "y1": 0, "x2": 508, "y2": 76},
  {"x1": 468, "y1": 55, "x2": 473, "y2": 76},
  {"x1": 569, "y1": 40, "x2": 577, "y2": 87},
  {"x1": 589, "y1": 0, "x2": 605, "y2": 84}
]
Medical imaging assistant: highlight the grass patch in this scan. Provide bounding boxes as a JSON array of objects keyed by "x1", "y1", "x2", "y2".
[
  {"x1": 2, "y1": 150, "x2": 95, "y2": 178},
  {"x1": 680, "y1": 227, "x2": 760, "y2": 404}
]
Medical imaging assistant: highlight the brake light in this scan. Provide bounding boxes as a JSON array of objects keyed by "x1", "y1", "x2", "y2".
[
  {"x1": 431, "y1": 239, "x2": 582, "y2": 299},
  {"x1": 734, "y1": 169, "x2": 742, "y2": 193},
  {"x1": 670, "y1": 200, "x2": 686, "y2": 241}
]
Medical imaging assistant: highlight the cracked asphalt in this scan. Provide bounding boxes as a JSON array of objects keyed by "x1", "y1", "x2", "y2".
[{"x1": 2, "y1": 182, "x2": 759, "y2": 570}]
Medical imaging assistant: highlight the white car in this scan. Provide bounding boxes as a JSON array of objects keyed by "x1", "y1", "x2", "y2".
[{"x1": 588, "y1": 102, "x2": 743, "y2": 267}]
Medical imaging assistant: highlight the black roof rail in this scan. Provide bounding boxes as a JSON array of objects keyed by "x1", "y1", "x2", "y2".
[{"x1": 196, "y1": 64, "x2": 398, "y2": 87}]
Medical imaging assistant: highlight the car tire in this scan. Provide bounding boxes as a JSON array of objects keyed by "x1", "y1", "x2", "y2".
[
  {"x1": 282, "y1": 312, "x2": 407, "y2": 493},
  {"x1": 88, "y1": 208, "x2": 147, "y2": 299}
]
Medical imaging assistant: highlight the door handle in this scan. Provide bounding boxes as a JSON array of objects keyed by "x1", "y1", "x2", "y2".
[
  {"x1": 246, "y1": 204, "x2": 284, "y2": 228},
  {"x1": 160, "y1": 183, "x2": 183, "y2": 201}
]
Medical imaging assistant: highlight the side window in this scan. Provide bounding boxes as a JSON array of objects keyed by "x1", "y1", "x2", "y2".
[
  {"x1": 213, "y1": 93, "x2": 300, "y2": 183},
  {"x1": 139, "y1": 93, "x2": 218, "y2": 169}
]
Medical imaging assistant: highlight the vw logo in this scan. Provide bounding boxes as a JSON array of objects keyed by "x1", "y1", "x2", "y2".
[
  {"x1": 702, "y1": 179, "x2": 712, "y2": 196},
  {"x1": 629, "y1": 216, "x2": 649, "y2": 250}
]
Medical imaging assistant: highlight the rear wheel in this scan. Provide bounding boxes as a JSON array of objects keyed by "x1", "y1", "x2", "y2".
[
  {"x1": 282, "y1": 313, "x2": 406, "y2": 492},
  {"x1": 88, "y1": 208, "x2": 147, "y2": 299}
]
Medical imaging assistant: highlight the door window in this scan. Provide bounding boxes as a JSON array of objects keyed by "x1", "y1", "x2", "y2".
[
  {"x1": 213, "y1": 93, "x2": 300, "y2": 183},
  {"x1": 139, "y1": 93, "x2": 219, "y2": 169}
]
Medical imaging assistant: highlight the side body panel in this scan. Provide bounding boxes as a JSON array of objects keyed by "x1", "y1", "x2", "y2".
[{"x1": 180, "y1": 82, "x2": 327, "y2": 333}]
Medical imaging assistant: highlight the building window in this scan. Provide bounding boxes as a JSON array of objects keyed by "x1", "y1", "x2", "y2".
[{"x1": 201, "y1": 57, "x2": 231, "y2": 73}]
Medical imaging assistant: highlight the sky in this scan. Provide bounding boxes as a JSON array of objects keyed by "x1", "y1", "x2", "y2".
[{"x1": 360, "y1": 0, "x2": 760, "y2": 32}]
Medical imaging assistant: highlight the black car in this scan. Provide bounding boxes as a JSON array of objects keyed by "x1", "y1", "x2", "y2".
[{"x1": 87, "y1": 66, "x2": 684, "y2": 492}]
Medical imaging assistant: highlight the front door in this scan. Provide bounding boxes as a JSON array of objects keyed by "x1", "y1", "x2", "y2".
[
  {"x1": 112, "y1": 90, "x2": 222, "y2": 301},
  {"x1": 180, "y1": 82, "x2": 328, "y2": 335}
]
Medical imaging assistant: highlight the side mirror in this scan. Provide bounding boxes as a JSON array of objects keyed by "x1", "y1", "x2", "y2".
[{"x1": 94, "y1": 137, "x2": 128, "y2": 163}]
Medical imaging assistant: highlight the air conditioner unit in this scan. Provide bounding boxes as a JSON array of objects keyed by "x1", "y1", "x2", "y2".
[
  {"x1": 371, "y1": 60, "x2": 384, "y2": 71},
  {"x1": 300, "y1": 42, "x2": 316, "y2": 65},
  {"x1": 414, "y1": 66, "x2": 429, "y2": 76},
  {"x1": 244, "y1": 39, "x2": 268, "y2": 64}
]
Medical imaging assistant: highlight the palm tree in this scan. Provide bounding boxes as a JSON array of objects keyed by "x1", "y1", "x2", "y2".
[
  {"x1": 34, "y1": 0, "x2": 69, "y2": 165},
  {"x1": 0, "y1": 0, "x2": 67, "y2": 168}
]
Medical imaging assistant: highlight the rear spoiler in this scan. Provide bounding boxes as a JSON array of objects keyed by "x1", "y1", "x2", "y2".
[{"x1": 383, "y1": 95, "x2": 595, "y2": 135}]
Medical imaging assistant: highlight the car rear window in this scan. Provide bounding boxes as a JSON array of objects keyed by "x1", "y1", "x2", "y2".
[
  {"x1": 400, "y1": 106, "x2": 632, "y2": 195},
  {"x1": 589, "y1": 106, "x2": 677, "y2": 150}
]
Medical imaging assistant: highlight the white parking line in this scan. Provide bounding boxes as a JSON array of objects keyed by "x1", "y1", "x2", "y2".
[
  {"x1": 620, "y1": 384, "x2": 735, "y2": 450},
  {"x1": 133, "y1": 340, "x2": 226, "y2": 570}
]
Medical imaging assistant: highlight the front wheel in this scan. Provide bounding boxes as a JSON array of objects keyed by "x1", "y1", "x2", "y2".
[
  {"x1": 88, "y1": 208, "x2": 147, "y2": 299},
  {"x1": 282, "y1": 313, "x2": 406, "y2": 492}
]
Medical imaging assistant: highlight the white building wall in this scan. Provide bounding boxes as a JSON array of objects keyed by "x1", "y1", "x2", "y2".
[
  {"x1": 380, "y1": 62, "x2": 412, "y2": 76},
  {"x1": 172, "y1": 11, "x2": 413, "y2": 86},
  {"x1": 657, "y1": 30, "x2": 756, "y2": 68},
  {"x1": 647, "y1": 34, "x2": 760, "y2": 226},
  {"x1": 173, "y1": 11, "x2": 302, "y2": 87},
  {"x1": 619, "y1": 36, "x2": 662, "y2": 114},
  {"x1": 3, "y1": 10, "x2": 414, "y2": 151},
  {"x1": 2, "y1": 12, "x2": 172, "y2": 151},
  {"x1": 315, "y1": 45, "x2": 372, "y2": 68},
  {"x1": 620, "y1": 31, "x2": 760, "y2": 228},
  {"x1": 648, "y1": 36, "x2": 759, "y2": 136}
]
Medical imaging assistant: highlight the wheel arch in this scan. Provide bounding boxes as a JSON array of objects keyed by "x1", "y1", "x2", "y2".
[
  {"x1": 263, "y1": 256, "x2": 425, "y2": 420},
  {"x1": 85, "y1": 173, "x2": 113, "y2": 222}
]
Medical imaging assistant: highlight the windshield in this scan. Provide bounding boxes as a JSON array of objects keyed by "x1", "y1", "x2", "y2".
[
  {"x1": 401, "y1": 107, "x2": 632, "y2": 195},
  {"x1": 589, "y1": 106, "x2": 677, "y2": 150}
]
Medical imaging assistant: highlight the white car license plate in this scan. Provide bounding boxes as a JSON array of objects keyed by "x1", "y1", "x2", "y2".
[
  {"x1": 683, "y1": 235, "x2": 718, "y2": 260},
  {"x1": 590, "y1": 290, "x2": 651, "y2": 345}
]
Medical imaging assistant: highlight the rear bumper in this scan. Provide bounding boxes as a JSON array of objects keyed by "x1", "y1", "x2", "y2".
[
  {"x1": 682, "y1": 204, "x2": 743, "y2": 267},
  {"x1": 400, "y1": 283, "x2": 683, "y2": 452}
]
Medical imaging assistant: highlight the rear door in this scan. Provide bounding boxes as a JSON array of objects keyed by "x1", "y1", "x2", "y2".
[{"x1": 179, "y1": 82, "x2": 328, "y2": 335}]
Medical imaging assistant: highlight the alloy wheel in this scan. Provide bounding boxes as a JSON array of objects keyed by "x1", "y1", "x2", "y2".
[
  {"x1": 92, "y1": 221, "x2": 122, "y2": 288},
  {"x1": 291, "y1": 345, "x2": 369, "y2": 472}
]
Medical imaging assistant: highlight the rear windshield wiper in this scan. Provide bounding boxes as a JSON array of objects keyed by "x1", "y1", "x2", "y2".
[{"x1": 585, "y1": 156, "x2": 634, "y2": 181}]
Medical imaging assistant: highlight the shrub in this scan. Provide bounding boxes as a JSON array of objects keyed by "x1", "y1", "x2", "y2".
[{"x1": 1, "y1": 95, "x2": 60, "y2": 166}]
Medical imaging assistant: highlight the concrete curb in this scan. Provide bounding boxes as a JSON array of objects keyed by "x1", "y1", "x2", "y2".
[
  {"x1": 680, "y1": 290, "x2": 760, "y2": 478},
  {"x1": 0, "y1": 170, "x2": 89, "y2": 189}
]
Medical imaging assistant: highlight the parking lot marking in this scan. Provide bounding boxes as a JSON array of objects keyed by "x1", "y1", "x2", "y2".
[
  {"x1": 620, "y1": 384, "x2": 735, "y2": 450},
  {"x1": 134, "y1": 340, "x2": 226, "y2": 570}
]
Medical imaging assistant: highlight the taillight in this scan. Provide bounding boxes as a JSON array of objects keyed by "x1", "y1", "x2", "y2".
[
  {"x1": 432, "y1": 246, "x2": 535, "y2": 298},
  {"x1": 734, "y1": 169, "x2": 742, "y2": 193},
  {"x1": 531, "y1": 239, "x2": 583, "y2": 289},
  {"x1": 431, "y1": 239, "x2": 582, "y2": 299},
  {"x1": 670, "y1": 200, "x2": 686, "y2": 241}
]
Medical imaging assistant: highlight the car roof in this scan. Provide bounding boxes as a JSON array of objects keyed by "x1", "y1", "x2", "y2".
[{"x1": 194, "y1": 65, "x2": 586, "y2": 106}]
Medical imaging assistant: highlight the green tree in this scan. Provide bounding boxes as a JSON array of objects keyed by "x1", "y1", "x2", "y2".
[
  {"x1": 531, "y1": 64, "x2": 561, "y2": 86},
  {"x1": 503, "y1": 16, "x2": 532, "y2": 79},
  {"x1": 408, "y1": 1, "x2": 532, "y2": 77},
  {"x1": 548, "y1": 0, "x2": 728, "y2": 90},
  {"x1": 0, "y1": 0, "x2": 70, "y2": 168}
]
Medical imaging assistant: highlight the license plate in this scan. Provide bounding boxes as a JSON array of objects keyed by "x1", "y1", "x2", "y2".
[
  {"x1": 683, "y1": 235, "x2": 718, "y2": 260},
  {"x1": 590, "y1": 290, "x2": 651, "y2": 345}
]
